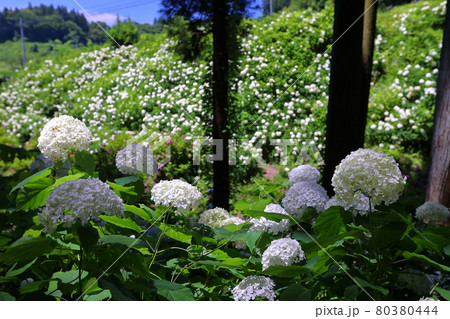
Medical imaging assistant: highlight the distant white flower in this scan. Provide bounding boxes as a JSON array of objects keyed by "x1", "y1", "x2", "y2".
[
  {"x1": 37, "y1": 115, "x2": 92, "y2": 162},
  {"x1": 419, "y1": 297, "x2": 437, "y2": 301},
  {"x1": 325, "y1": 193, "x2": 370, "y2": 216},
  {"x1": 288, "y1": 165, "x2": 320, "y2": 183},
  {"x1": 231, "y1": 276, "x2": 276, "y2": 301},
  {"x1": 151, "y1": 179, "x2": 202, "y2": 215},
  {"x1": 250, "y1": 204, "x2": 290, "y2": 234},
  {"x1": 38, "y1": 178, "x2": 124, "y2": 233},
  {"x1": 282, "y1": 181, "x2": 329, "y2": 218},
  {"x1": 198, "y1": 207, "x2": 231, "y2": 228},
  {"x1": 332, "y1": 148, "x2": 405, "y2": 208},
  {"x1": 415, "y1": 201, "x2": 450, "y2": 223},
  {"x1": 261, "y1": 238, "x2": 305, "y2": 271},
  {"x1": 116, "y1": 144, "x2": 158, "y2": 176}
]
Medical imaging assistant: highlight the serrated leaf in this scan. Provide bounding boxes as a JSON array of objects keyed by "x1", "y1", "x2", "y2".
[
  {"x1": 9, "y1": 167, "x2": 52, "y2": 194},
  {"x1": 74, "y1": 150, "x2": 96, "y2": 175},
  {"x1": 99, "y1": 215, "x2": 142, "y2": 232},
  {"x1": 153, "y1": 280, "x2": 194, "y2": 301},
  {"x1": 435, "y1": 287, "x2": 450, "y2": 301},
  {"x1": 234, "y1": 200, "x2": 250, "y2": 211},
  {"x1": 402, "y1": 252, "x2": 450, "y2": 272},
  {"x1": 0, "y1": 237, "x2": 55, "y2": 263},
  {"x1": 280, "y1": 284, "x2": 310, "y2": 301},
  {"x1": 353, "y1": 277, "x2": 389, "y2": 296},
  {"x1": 6, "y1": 258, "x2": 37, "y2": 277},
  {"x1": 124, "y1": 204, "x2": 152, "y2": 222},
  {"x1": 159, "y1": 223, "x2": 192, "y2": 244},
  {"x1": 83, "y1": 289, "x2": 111, "y2": 301},
  {"x1": 242, "y1": 210, "x2": 291, "y2": 222},
  {"x1": 314, "y1": 206, "x2": 345, "y2": 239},
  {"x1": 52, "y1": 270, "x2": 88, "y2": 284},
  {"x1": 98, "y1": 234, "x2": 145, "y2": 247},
  {"x1": 0, "y1": 292, "x2": 15, "y2": 301}
]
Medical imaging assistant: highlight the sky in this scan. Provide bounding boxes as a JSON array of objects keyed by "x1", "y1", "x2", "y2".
[{"x1": 0, "y1": 0, "x2": 264, "y2": 26}]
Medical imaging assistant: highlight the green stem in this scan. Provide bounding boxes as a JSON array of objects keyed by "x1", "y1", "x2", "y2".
[
  {"x1": 148, "y1": 212, "x2": 168, "y2": 271},
  {"x1": 79, "y1": 242, "x2": 83, "y2": 300}
]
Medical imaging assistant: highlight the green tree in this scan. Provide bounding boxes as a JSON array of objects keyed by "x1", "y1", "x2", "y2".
[{"x1": 108, "y1": 20, "x2": 139, "y2": 47}]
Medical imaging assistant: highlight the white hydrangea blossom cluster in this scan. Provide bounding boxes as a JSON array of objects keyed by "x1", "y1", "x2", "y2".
[
  {"x1": 151, "y1": 179, "x2": 202, "y2": 215},
  {"x1": 115, "y1": 144, "x2": 158, "y2": 176},
  {"x1": 288, "y1": 165, "x2": 320, "y2": 183},
  {"x1": 37, "y1": 115, "x2": 92, "y2": 162},
  {"x1": 261, "y1": 238, "x2": 305, "y2": 271},
  {"x1": 38, "y1": 178, "x2": 124, "y2": 233},
  {"x1": 415, "y1": 202, "x2": 450, "y2": 223},
  {"x1": 332, "y1": 148, "x2": 406, "y2": 208},
  {"x1": 325, "y1": 193, "x2": 370, "y2": 216},
  {"x1": 198, "y1": 207, "x2": 233, "y2": 228},
  {"x1": 231, "y1": 276, "x2": 276, "y2": 301},
  {"x1": 282, "y1": 181, "x2": 329, "y2": 218},
  {"x1": 250, "y1": 204, "x2": 290, "y2": 235}
]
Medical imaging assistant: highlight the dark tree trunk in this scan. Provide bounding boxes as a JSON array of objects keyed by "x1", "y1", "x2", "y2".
[
  {"x1": 212, "y1": 0, "x2": 230, "y2": 210},
  {"x1": 426, "y1": 0, "x2": 450, "y2": 209},
  {"x1": 322, "y1": 0, "x2": 376, "y2": 194}
]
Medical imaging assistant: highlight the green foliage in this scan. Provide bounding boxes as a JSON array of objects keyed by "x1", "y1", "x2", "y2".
[{"x1": 108, "y1": 21, "x2": 139, "y2": 47}]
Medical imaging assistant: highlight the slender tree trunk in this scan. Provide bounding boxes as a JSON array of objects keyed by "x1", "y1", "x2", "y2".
[
  {"x1": 212, "y1": 0, "x2": 230, "y2": 210},
  {"x1": 426, "y1": 0, "x2": 450, "y2": 208},
  {"x1": 323, "y1": 0, "x2": 369, "y2": 194}
]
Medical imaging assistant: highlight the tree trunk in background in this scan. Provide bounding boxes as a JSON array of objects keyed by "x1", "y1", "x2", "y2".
[
  {"x1": 323, "y1": 0, "x2": 372, "y2": 194},
  {"x1": 426, "y1": 0, "x2": 450, "y2": 209},
  {"x1": 212, "y1": 0, "x2": 230, "y2": 210}
]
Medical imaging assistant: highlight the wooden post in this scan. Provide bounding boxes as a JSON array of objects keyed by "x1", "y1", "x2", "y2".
[{"x1": 426, "y1": 0, "x2": 450, "y2": 208}]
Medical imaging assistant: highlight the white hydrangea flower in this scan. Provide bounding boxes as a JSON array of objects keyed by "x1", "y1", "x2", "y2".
[
  {"x1": 38, "y1": 178, "x2": 124, "y2": 233},
  {"x1": 281, "y1": 181, "x2": 329, "y2": 218},
  {"x1": 261, "y1": 238, "x2": 305, "y2": 271},
  {"x1": 116, "y1": 144, "x2": 158, "y2": 176},
  {"x1": 37, "y1": 115, "x2": 92, "y2": 162},
  {"x1": 198, "y1": 207, "x2": 232, "y2": 228},
  {"x1": 415, "y1": 201, "x2": 450, "y2": 223},
  {"x1": 332, "y1": 148, "x2": 406, "y2": 208},
  {"x1": 325, "y1": 194, "x2": 370, "y2": 216},
  {"x1": 250, "y1": 204, "x2": 290, "y2": 234},
  {"x1": 231, "y1": 276, "x2": 276, "y2": 301},
  {"x1": 151, "y1": 179, "x2": 202, "y2": 215},
  {"x1": 288, "y1": 165, "x2": 320, "y2": 183}
]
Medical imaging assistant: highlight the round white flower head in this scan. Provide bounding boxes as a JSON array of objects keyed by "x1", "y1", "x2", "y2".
[
  {"x1": 325, "y1": 194, "x2": 370, "y2": 216},
  {"x1": 231, "y1": 276, "x2": 276, "y2": 301},
  {"x1": 151, "y1": 179, "x2": 202, "y2": 215},
  {"x1": 250, "y1": 204, "x2": 290, "y2": 234},
  {"x1": 38, "y1": 178, "x2": 124, "y2": 233},
  {"x1": 37, "y1": 115, "x2": 92, "y2": 162},
  {"x1": 288, "y1": 165, "x2": 320, "y2": 183},
  {"x1": 281, "y1": 181, "x2": 329, "y2": 218},
  {"x1": 332, "y1": 148, "x2": 406, "y2": 208},
  {"x1": 116, "y1": 144, "x2": 158, "y2": 176},
  {"x1": 261, "y1": 237, "x2": 305, "y2": 271},
  {"x1": 415, "y1": 202, "x2": 450, "y2": 223},
  {"x1": 198, "y1": 207, "x2": 232, "y2": 228}
]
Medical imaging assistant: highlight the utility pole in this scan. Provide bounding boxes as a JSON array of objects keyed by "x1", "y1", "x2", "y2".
[
  {"x1": 19, "y1": 18, "x2": 26, "y2": 66},
  {"x1": 270, "y1": 0, "x2": 273, "y2": 16}
]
